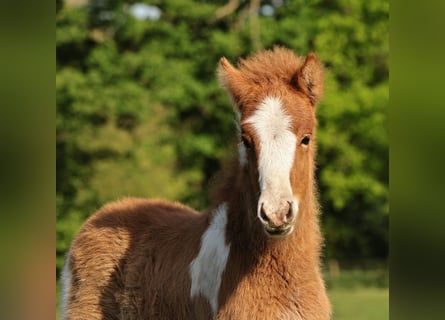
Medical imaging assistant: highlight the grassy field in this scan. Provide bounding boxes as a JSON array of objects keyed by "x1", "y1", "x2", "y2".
[{"x1": 328, "y1": 287, "x2": 389, "y2": 320}]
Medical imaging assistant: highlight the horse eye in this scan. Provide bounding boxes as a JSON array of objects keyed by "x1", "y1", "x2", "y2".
[
  {"x1": 301, "y1": 136, "x2": 310, "y2": 146},
  {"x1": 241, "y1": 136, "x2": 252, "y2": 149}
]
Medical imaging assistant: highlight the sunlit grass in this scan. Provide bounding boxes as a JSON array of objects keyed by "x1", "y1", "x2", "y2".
[{"x1": 328, "y1": 287, "x2": 389, "y2": 320}]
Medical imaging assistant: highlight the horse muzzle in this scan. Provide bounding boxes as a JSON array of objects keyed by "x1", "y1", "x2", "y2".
[{"x1": 257, "y1": 199, "x2": 298, "y2": 238}]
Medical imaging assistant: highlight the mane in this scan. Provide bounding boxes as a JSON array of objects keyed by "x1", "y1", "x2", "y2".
[{"x1": 236, "y1": 46, "x2": 305, "y2": 84}]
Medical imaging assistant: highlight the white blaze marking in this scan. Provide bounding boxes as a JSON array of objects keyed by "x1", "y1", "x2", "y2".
[
  {"x1": 246, "y1": 96, "x2": 298, "y2": 221},
  {"x1": 60, "y1": 251, "x2": 72, "y2": 320},
  {"x1": 190, "y1": 203, "x2": 231, "y2": 316},
  {"x1": 246, "y1": 96, "x2": 297, "y2": 193}
]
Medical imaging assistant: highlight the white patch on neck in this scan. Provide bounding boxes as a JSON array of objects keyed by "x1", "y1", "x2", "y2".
[
  {"x1": 246, "y1": 96, "x2": 297, "y2": 193},
  {"x1": 190, "y1": 203, "x2": 231, "y2": 316},
  {"x1": 60, "y1": 251, "x2": 72, "y2": 320}
]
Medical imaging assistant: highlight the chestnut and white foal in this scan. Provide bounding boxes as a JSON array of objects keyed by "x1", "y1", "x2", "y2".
[{"x1": 61, "y1": 47, "x2": 331, "y2": 320}]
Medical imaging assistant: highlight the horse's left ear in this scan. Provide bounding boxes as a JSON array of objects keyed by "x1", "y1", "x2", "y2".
[{"x1": 293, "y1": 53, "x2": 324, "y2": 106}]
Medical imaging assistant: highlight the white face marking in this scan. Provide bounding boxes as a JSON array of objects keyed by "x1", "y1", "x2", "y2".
[
  {"x1": 60, "y1": 251, "x2": 71, "y2": 320},
  {"x1": 190, "y1": 203, "x2": 231, "y2": 316},
  {"x1": 246, "y1": 97, "x2": 298, "y2": 216}
]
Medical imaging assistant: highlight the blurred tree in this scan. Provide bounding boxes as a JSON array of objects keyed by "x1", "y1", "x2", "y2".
[{"x1": 57, "y1": 0, "x2": 388, "y2": 274}]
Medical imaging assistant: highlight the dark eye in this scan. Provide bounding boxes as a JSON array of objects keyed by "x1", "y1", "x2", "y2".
[
  {"x1": 241, "y1": 136, "x2": 252, "y2": 149},
  {"x1": 301, "y1": 135, "x2": 310, "y2": 146}
]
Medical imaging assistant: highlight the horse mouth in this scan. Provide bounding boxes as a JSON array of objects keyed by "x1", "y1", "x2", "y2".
[{"x1": 264, "y1": 225, "x2": 294, "y2": 238}]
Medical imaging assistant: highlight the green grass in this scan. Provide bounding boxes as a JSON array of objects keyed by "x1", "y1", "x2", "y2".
[{"x1": 328, "y1": 287, "x2": 389, "y2": 320}]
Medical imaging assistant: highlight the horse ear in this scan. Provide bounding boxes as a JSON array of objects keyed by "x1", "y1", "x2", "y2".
[
  {"x1": 218, "y1": 57, "x2": 245, "y2": 109},
  {"x1": 294, "y1": 53, "x2": 324, "y2": 106}
]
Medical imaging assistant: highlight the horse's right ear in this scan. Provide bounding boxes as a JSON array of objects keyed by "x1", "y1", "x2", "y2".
[
  {"x1": 218, "y1": 57, "x2": 245, "y2": 109},
  {"x1": 293, "y1": 53, "x2": 324, "y2": 106}
]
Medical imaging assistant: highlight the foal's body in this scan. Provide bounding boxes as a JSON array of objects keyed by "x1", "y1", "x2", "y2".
[{"x1": 62, "y1": 48, "x2": 331, "y2": 319}]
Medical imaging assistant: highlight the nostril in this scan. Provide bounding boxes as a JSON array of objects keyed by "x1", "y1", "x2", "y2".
[
  {"x1": 286, "y1": 201, "x2": 293, "y2": 221},
  {"x1": 260, "y1": 203, "x2": 269, "y2": 223}
]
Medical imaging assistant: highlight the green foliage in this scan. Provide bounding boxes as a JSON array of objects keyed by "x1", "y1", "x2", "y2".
[{"x1": 56, "y1": 0, "x2": 388, "y2": 274}]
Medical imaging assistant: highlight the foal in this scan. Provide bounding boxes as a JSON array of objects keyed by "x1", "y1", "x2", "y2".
[{"x1": 61, "y1": 47, "x2": 331, "y2": 320}]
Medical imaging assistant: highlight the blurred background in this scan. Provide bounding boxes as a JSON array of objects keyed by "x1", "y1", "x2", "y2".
[{"x1": 56, "y1": 0, "x2": 388, "y2": 319}]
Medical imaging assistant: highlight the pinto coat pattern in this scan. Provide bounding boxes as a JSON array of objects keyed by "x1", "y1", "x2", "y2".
[{"x1": 61, "y1": 47, "x2": 331, "y2": 320}]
